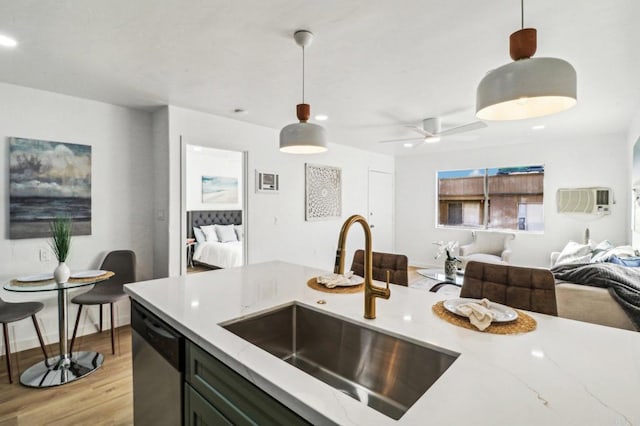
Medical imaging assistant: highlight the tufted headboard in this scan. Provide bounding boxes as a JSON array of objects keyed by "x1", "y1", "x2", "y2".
[{"x1": 187, "y1": 210, "x2": 243, "y2": 238}]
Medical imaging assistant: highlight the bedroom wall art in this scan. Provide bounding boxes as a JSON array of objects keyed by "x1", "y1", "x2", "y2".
[
  {"x1": 305, "y1": 163, "x2": 342, "y2": 221},
  {"x1": 9, "y1": 137, "x2": 92, "y2": 239},
  {"x1": 202, "y1": 175, "x2": 238, "y2": 204}
]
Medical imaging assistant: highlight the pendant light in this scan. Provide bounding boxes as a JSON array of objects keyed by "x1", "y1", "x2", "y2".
[
  {"x1": 279, "y1": 30, "x2": 328, "y2": 154},
  {"x1": 476, "y1": 0, "x2": 577, "y2": 121}
]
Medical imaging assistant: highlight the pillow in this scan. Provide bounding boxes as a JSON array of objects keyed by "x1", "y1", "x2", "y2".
[
  {"x1": 215, "y1": 224, "x2": 238, "y2": 243},
  {"x1": 234, "y1": 225, "x2": 243, "y2": 241},
  {"x1": 193, "y1": 227, "x2": 206, "y2": 244},
  {"x1": 589, "y1": 240, "x2": 614, "y2": 262},
  {"x1": 200, "y1": 225, "x2": 219, "y2": 242},
  {"x1": 609, "y1": 256, "x2": 640, "y2": 267},
  {"x1": 554, "y1": 241, "x2": 592, "y2": 266}
]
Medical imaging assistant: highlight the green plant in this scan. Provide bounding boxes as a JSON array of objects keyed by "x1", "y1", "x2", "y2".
[{"x1": 50, "y1": 217, "x2": 72, "y2": 262}]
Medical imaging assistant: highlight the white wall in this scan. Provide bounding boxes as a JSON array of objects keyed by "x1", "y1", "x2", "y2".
[
  {"x1": 152, "y1": 108, "x2": 170, "y2": 279},
  {"x1": 153, "y1": 106, "x2": 394, "y2": 276},
  {"x1": 186, "y1": 145, "x2": 243, "y2": 211},
  {"x1": 0, "y1": 82, "x2": 154, "y2": 352},
  {"x1": 396, "y1": 134, "x2": 629, "y2": 268}
]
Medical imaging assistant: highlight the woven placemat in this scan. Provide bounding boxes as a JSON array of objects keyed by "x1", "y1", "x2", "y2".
[
  {"x1": 307, "y1": 277, "x2": 364, "y2": 294},
  {"x1": 11, "y1": 271, "x2": 115, "y2": 287},
  {"x1": 432, "y1": 300, "x2": 537, "y2": 334}
]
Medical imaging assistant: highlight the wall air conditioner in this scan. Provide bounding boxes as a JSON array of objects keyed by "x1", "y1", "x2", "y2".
[{"x1": 556, "y1": 187, "x2": 612, "y2": 215}]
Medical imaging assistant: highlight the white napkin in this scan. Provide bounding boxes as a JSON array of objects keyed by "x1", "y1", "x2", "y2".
[
  {"x1": 317, "y1": 272, "x2": 352, "y2": 288},
  {"x1": 456, "y1": 298, "x2": 495, "y2": 331}
]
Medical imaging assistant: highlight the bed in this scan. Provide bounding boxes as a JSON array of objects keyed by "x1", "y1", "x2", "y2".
[{"x1": 188, "y1": 210, "x2": 243, "y2": 269}]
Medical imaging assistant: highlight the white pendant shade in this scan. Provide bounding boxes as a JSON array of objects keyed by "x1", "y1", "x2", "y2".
[
  {"x1": 476, "y1": 57, "x2": 577, "y2": 121},
  {"x1": 280, "y1": 122, "x2": 328, "y2": 154},
  {"x1": 279, "y1": 30, "x2": 328, "y2": 154}
]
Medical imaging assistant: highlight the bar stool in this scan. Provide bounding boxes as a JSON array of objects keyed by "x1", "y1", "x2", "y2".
[{"x1": 0, "y1": 298, "x2": 49, "y2": 383}]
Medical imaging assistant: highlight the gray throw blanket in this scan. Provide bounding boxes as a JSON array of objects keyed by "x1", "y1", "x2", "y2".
[{"x1": 552, "y1": 263, "x2": 640, "y2": 330}]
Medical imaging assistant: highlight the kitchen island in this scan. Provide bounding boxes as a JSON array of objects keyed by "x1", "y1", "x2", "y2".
[{"x1": 124, "y1": 261, "x2": 639, "y2": 425}]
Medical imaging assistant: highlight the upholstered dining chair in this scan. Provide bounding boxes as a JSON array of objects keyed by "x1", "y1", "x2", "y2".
[
  {"x1": 350, "y1": 249, "x2": 409, "y2": 286},
  {"x1": 70, "y1": 250, "x2": 136, "y2": 355},
  {"x1": 460, "y1": 261, "x2": 558, "y2": 315},
  {"x1": 0, "y1": 298, "x2": 49, "y2": 383}
]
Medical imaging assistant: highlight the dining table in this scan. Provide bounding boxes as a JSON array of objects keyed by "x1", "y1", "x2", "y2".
[{"x1": 3, "y1": 270, "x2": 114, "y2": 388}]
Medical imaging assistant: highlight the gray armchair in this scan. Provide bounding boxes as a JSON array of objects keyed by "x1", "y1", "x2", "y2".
[{"x1": 459, "y1": 231, "x2": 515, "y2": 267}]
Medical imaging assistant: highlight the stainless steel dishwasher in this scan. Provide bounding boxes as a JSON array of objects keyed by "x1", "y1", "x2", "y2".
[{"x1": 131, "y1": 300, "x2": 184, "y2": 425}]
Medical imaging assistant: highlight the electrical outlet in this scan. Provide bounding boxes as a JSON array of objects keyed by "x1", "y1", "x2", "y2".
[{"x1": 39, "y1": 247, "x2": 51, "y2": 262}]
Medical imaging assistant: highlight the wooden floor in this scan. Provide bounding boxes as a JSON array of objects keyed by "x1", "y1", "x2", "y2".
[
  {"x1": 408, "y1": 265, "x2": 422, "y2": 284},
  {"x1": 186, "y1": 263, "x2": 213, "y2": 274},
  {"x1": 0, "y1": 326, "x2": 133, "y2": 426}
]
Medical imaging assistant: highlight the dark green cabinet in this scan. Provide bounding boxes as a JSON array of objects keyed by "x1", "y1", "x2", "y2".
[
  {"x1": 185, "y1": 383, "x2": 233, "y2": 426},
  {"x1": 184, "y1": 341, "x2": 311, "y2": 426}
]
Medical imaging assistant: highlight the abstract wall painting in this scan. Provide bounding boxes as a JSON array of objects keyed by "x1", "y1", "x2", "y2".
[
  {"x1": 202, "y1": 176, "x2": 238, "y2": 204},
  {"x1": 9, "y1": 137, "x2": 92, "y2": 239},
  {"x1": 305, "y1": 163, "x2": 342, "y2": 221}
]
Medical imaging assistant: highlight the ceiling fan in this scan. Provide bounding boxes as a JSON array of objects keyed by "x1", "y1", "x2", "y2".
[{"x1": 379, "y1": 117, "x2": 487, "y2": 147}]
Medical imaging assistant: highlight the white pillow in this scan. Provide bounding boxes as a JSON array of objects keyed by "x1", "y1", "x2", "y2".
[
  {"x1": 216, "y1": 224, "x2": 238, "y2": 243},
  {"x1": 554, "y1": 241, "x2": 592, "y2": 266},
  {"x1": 200, "y1": 225, "x2": 219, "y2": 242},
  {"x1": 234, "y1": 225, "x2": 243, "y2": 241},
  {"x1": 193, "y1": 227, "x2": 206, "y2": 244}
]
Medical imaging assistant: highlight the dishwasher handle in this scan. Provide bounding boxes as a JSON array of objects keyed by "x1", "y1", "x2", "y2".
[
  {"x1": 143, "y1": 318, "x2": 176, "y2": 340},
  {"x1": 132, "y1": 301, "x2": 184, "y2": 371}
]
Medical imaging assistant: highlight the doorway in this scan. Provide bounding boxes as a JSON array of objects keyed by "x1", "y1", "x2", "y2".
[
  {"x1": 180, "y1": 141, "x2": 248, "y2": 275},
  {"x1": 368, "y1": 170, "x2": 394, "y2": 252}
]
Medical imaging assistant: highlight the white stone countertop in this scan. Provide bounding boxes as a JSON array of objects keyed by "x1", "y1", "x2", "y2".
[{"x1": 124, "y1": 261, "x2": 639, "y2": 425}]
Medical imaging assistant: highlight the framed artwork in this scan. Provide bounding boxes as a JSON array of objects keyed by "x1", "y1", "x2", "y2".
[
  {"x1": 305, "y1": 163, "x2": 342, "y2": 221},
  {"x1": 202, "y1": 175, "x2": 238, "y2": 203},
  {"x1": 256, "y1": 170, "x2": 279, "y2": 193},
  {"x1": 9, "y1": 137, "x2": 92, "y2": 239}
]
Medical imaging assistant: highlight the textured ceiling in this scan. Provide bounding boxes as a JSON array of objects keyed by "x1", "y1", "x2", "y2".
[{"x1": 0, "y1": 0, "x2": 637, "y2": 155}]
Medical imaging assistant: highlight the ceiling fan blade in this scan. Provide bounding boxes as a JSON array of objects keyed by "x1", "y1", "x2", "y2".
[
  {"x1": 378, "y1": 137, "x2": 425, "y2": 144},
  {"x1": 438, "y1": 121, "x2": 487, "y2": 137},
  {"x1": 404, "y1": 125, "x2": 435, "y2": 137}
]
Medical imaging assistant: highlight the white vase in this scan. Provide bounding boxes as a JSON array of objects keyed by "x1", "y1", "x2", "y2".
[{"x1": 54, "y1": 262, "x2": 70, "y2": 284}]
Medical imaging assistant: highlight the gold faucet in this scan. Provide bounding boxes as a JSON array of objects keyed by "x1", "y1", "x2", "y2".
[{"x1": 334, "y1": 214, "x2": 390, "y2": 319}]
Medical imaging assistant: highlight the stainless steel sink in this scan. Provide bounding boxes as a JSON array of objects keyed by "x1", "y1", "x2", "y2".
[{"x1": 221, "y1": 303, "x2": 459, "y2": 420}]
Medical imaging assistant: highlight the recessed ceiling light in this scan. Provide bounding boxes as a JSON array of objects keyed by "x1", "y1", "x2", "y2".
[
  {"x1": 532, "y1": 125, "x2": 545, "y2": 130},
  {"x1": 425, "y1": 136, "x2": 441, "y2": 144},
  {"x1": 403, "y1": 142, "x2": 413, "y2": 148},
  {"x1": 0, "y1": 34, "x2": 17, "y2": 48},
  {"x1": 315, "y1": 114, "x2": 328, "y2": 121}
]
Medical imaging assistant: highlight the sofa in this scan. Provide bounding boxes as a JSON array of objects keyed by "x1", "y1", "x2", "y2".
[{"x1": 550, "y1": 251, "x2": 636, "y2": 331}]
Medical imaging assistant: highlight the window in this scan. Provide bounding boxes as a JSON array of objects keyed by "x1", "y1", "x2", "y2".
[{"x1": 437, "y1": 165, "x2": 544, "y2": 231}]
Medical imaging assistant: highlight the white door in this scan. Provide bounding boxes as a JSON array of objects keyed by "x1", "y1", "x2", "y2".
[{"x1": 368, "y1": 171, "x2": 394, "y2": 252}]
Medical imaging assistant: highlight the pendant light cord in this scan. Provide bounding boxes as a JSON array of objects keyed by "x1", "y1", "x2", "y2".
[
  {"x1": 521, "y1": 0, "x2": 524, "y2": 29},
  {"x1": 302, "y1": 46, "x2": 305, "y2": 104}
]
